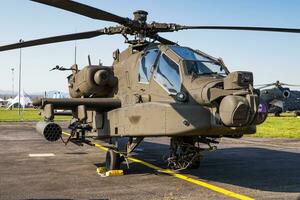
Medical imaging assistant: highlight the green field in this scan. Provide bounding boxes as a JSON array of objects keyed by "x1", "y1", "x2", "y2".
[
  {"x1": 255, "y1": 115, "x2": 300, "y2": 138},
  {"x1": 0, "y1": 108, "x2": 299, "y2": 138},
  {"x1": 0, "y1": 108, "x2": 70, "y2": 122}
]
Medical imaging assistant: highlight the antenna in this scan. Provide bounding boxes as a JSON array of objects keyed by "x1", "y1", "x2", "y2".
[
  {"x1": 74, "y1": 40, "x2": 77, "y2": 65},
  {"x1": 74, "y1": 28, "x2": 77, "y2": 65},
  {"x1": 88, "y1": 55, "x2": 91, "y2": 66},
  {"x1": 18, "y1": 39, "x2": 23, "y2": 116},
  {"x1": 11, "y1": 68, "x2": 14, "y2": 97}
]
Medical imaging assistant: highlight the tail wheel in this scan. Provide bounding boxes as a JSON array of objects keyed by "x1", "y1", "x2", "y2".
[{"x1": 105, "y1": 149, "x2": 121, "y2": 170}]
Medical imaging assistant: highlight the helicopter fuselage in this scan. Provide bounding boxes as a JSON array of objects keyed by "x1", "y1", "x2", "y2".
[
  {"x1": 34, "y1": 43, "x2": 267, "y2": 140},
  {"x1": 79, "y1": 44, "x2": 267, "y2": 138}
]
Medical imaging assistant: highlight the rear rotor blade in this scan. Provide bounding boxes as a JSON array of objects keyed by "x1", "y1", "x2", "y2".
[
  {"x1": 177, "y1": 25, "x2": 300, "y2": 34},
  {"x1": 256, "y1": 84, "x2": 275, "y2": 89},
  {"x1": 280, "y1": 83, "x2": 300, "y2": 87},
  {"x1": 31, "y1": 0, "x2": 129, "y2": 25},
  {"x1": 0, "y1": 29, "x2": 114, "y2": 52}
]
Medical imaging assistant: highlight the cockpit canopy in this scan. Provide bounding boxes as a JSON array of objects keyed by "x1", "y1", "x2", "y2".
[
  {"x1": 170, "y1": 46, "x2": 226, "y2": 75},
  {"x1": 138, "y1": 45, "x2": 227, "y2": 94}
]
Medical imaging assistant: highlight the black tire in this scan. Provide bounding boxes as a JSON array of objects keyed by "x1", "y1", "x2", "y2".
[
  {"x1": 189, "y1": 159, "x2": 201, "y2": 169},
  {"x1": 105, "y1": 149, "x2": 121, "y2": 170}
]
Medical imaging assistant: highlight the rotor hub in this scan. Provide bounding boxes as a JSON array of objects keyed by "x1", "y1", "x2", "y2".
[{"x1": 133, "y1": 10, "x2": 148, "y2": 24}]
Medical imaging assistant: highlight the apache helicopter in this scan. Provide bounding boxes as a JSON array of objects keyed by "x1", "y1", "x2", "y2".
[
  {"x1": 1, "y1": 0, "x2": 300, "y2": 170},
  {"x1": 257, "y1": 81, "x2": 300, "y2": 116}
]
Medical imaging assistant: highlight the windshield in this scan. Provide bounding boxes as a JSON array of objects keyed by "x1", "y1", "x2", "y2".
[
  {"x1": 170, "y1": 46, "x2": 226, "y2": 75},
  {"x1": 154, "y1": 53, "x2": 181, "y2": 94},
  {"x1": 139, "y1": 48, "x2": 159, "y2": 83}
]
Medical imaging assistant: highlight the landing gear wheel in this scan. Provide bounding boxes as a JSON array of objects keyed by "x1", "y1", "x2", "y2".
[
  {"x1": 105, "y1": 149, "x2": 121, "y2": 170},
  {"x1": 188, "y1": 157, "x2": 201, "y2": 169}
]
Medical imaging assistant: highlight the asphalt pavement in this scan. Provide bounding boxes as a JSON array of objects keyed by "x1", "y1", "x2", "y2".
[{"x1": 0, "y1": 122, "x2": 300, "y2": 200}]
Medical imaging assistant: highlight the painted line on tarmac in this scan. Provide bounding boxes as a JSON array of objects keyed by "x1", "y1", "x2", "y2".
[
  {"x1": 29, "y1": 153, "x2": 55, "y2": 157},
  {"x1": 62, "y1": 131, "x2": 253, "y2": 200}
]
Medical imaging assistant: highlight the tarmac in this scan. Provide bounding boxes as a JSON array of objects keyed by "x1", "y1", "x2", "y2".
[{"x1": 0, "y1": 122, "x2": 300, "y2": 200}]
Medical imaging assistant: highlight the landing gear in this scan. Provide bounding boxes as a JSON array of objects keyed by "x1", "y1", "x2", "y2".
[
  {"x1": 167, "y1": 137, "x2": 202, "y2": 170},
  {"x1": 105, "y1": 149, "x2": 122, "y2": 170},
  {"x1": 105, "y1": 137, "x2": 144, "y2": 170},
  {"x1": 105, "y1": 137, "x2": 123, "y2": 170},
  {"x1": 166, "y1": 136, "x2": 219, "y2": 170}
]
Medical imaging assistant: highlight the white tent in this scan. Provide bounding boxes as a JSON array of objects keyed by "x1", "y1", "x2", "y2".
[
  {"x1": 6, "y1": 98, "x2": 13, "y2": 104},
  {"x1": 7, "y1": 90, "x2": 32, "y2": 109},
  {"x1": 0, "y1": 97, "x2": 4, "y2": 106}
]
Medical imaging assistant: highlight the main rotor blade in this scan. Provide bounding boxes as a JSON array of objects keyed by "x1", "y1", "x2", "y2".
[
  {"x1": 256, "y1": 84, "x2": 275, "y2": 89},
  {"x1": 178, "y1": 25, "x2": 300, "y2": 34},
  {"x1": 31, "y1": 0, "x2": 129, "y2": 25},
  {"x1": 0, "y1": 29, "x2": 108, "y2": 52},
  {"x1": 255, "y1": 83, "x2": 274, "y2": 87}
]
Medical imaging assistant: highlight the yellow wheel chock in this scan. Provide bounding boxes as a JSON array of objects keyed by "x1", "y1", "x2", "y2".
[{"x1": 96, "y1": 167, "x2": 124, "y2": 177}]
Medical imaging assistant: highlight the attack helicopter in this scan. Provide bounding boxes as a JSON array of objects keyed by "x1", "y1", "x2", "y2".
[
  {"x1": 257, "y1": 81, "x2": 300, "y2": 116},
  {"x1": 1, "y1": 0, "x2": 300, "y2": 170}
]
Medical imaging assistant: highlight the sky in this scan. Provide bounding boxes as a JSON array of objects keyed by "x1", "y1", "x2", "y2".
[{"x1": 1, "y1": 0, "x2": 300, "y2": 93}]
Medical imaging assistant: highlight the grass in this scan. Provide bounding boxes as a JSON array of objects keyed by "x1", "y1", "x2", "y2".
[
  {"x1": 0, "y1": 108, "x2": 70, "y2": 122},
  {"x1": 254, "y1": 114, "x2": 300, "y2": 138}
]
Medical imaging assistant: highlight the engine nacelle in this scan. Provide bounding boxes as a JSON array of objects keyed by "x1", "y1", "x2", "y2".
[
  {"x1": 68, "y1": 65, "x2": 117, "y2": 98},
  {"x1": 282, "y1": 89, "x2": 290, "y2": 98}
]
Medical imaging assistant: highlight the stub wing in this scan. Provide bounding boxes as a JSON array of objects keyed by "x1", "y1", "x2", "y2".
[{"x1": 33, "y1": 98, "x2": 121, "y2": 112}]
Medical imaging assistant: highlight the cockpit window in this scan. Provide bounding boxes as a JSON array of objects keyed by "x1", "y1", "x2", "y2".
[
  {"x1": 184, "y1": 60, "x2": 225, "y2": 75},
  {"x1": 171, "y1": 46, "x2": 210, "y2": 61},
  {"x1": 139, "y1": 48, "x2": 159, "y2": 83},
  {"x1": 170, "y1": 46, "x2": 226, "y2": 75},
  {"x1": 154, "y1": 53, "x2": 181, "y2": 94}
]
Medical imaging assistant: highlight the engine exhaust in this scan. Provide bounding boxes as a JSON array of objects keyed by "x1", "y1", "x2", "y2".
[{"x1": 36, "y1": 121, "x2": 62, "y2": 141}]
